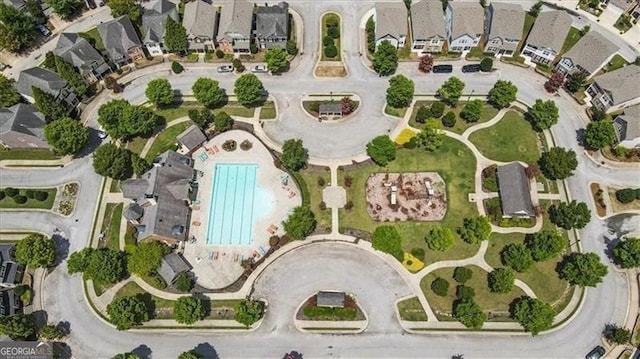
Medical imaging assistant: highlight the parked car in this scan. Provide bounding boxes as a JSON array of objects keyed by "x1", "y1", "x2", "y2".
[
  {"x1": 432, "y1": 64, "x2": 453, "y2": 73},
  {"x1": 98, "y1": 126, "x2": 107, "y2": 139},
  {"x1": 462, "y1": 64, "x2": 481, "y2": 73},
  {"x1": 585, "y1": 346, "x2": 605, "y2": 359},
  {"x1": 217, "y1": 65, "x2": 233, "y2": 73},
  {"x1": 36, "y1": 25, "x2": 51, "y2": 37},
  {"x1": 251, "y1": 65, "x2": 268, "y2": 73}
]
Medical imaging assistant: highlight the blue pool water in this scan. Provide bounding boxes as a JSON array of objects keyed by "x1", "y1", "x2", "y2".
[{"x1": 206, "y1": 163, "x2": 273, "y2": 246}]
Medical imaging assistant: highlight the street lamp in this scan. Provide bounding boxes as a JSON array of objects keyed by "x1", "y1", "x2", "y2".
[{"x1": 467, "y1": 89, "x2": 475, "y2": 102}]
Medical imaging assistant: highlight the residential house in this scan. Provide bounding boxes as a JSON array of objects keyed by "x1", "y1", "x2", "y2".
[
  {"x1": 141, "y1": 0, "x2": 179, "y2": 56},
  {"x1": 176, "y1": 124, "x2": 206, "y2": 154},
  {"x1": 586, "y1": 65, "x2": 640, "y2": 113},
  {"x1": 216, "y1": 0, "x2": 254, "y2": 54},
  {"x1": 318, "y1": 103, "x2": 343, "y2": 118},
  {"x1": 158, "y1": 253, "x2": 191, "y2": 284},
  {"x1": 521, "y1": 10, "x2": 572, "y2": 65},
  {"x1": 0, "y1": 289, "x2": 22, "y2": 317},
  {"x1": 254, "y1": 2, "x2": 289, "y2": 50},
  {"x1": 0, "y1": 244, "x2": 24, "y2": 288},
  {"x1": 374, "y1": 2, "x2": 408, "y2": 49},
  {"x1": 497, "y1": 163, "x2": 534, "y2": 218},
  {"x1": 613, "y1": 104, "x2": 640, "y2": 148},
  {"x1": 98, "y1": 16, "x2": 144, "y2": 66},
  {"x1": 122, "y1": 151, "x2": 196, "y2": 245},
  {"x1": 0, "y1": 104, "x2": 49, "y2": 150},
  {"x1": 485, "y1": 3, "x2": 525, "y2": 56},
  {"x1": 182, "y1": 0, "x2": 218, "y2": 52},
  {"x1": 16, "y1": 67, "x2": 79, "y2": 109},
  {"x1": 54, "y1": 33, "x2": 111, "y2": 84},
  {"x1": 555, "y1": 31, "x2": 618, "y2": 79},
  {"x1": 410, "y1": 0, "x2": 447, "y2": 53},
  {"x1": 316, "y1": 291, "x2": 346, "y2": 308},
  {"x1": 445, "y1": 2, "x2": 485, "y2": 52}
]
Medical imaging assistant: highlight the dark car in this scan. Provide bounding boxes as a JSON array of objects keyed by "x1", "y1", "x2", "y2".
[
  {"x1": 585, "y1": 346, "x2": 605, "y2": 359},
  {"x1": 432, "y1": 64, "x2": 453, "y2": 73},
  {"x1": 462, "y1": 64, "x2": 481, "y2": 73}
]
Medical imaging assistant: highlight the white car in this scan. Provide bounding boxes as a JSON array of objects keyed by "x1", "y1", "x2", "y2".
[
  {"x1": 251, "y1": 65, "x2": 268, "y2": 73},
  {"x1": 217, "y1": 65, "x2": 233, "y2": 73},
  {"x1": 98, "y1": 126, "x2": 108, "y2": 139}
]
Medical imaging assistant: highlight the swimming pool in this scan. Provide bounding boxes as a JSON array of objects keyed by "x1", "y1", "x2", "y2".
[{"x1": 206, "y1": 163, "x2": 273, "y2": 245}]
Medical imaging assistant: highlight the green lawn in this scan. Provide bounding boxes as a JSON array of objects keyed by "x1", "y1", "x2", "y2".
[
  {"x1": 80, "y1": 28, "x2": 104, "y2": 52},
  {"x1": 144, "y1": 122, "x2": 193, "y2": 161},
  {"x1": 338, "y1": 137, "x2": 480, "y2": 264},
  {"x1": 124, "y1": 223, "x2": 137, "y2": 246},
  {"x1": 0, "y1": 149, "x2": 60, "y2": 161},
  {"x1": 420, "y1": 265, "x2": 525, "y2": 318},
  {"x1": 109, "y1": 180, "x2": 121, "y2": 193},
  {"x1": 259, "y1": 101, "x2": 277, "y2": 119},
  {"x1": 384, "y1": 105, "x2": 407, "y2": 118},
  {"x1": 155, "y1": 102, "x2": 256, "y2": 122},
  {"x1": 100, "y1": 203, "x2": 123, "y2": 251},
  {"x1": 397, "y1": 297, "x2": 428, "y2": 321},
  {"x1": 469, "y1": 110, "x2": 540, "y2": 163},
  {"x1": 409, "y1": 101, "x2": 500, "y2": 135},
  {"x1": 125, "y1": 136, "x2": 149, "y2": 155},
  {"x1": 298, "y1": 168, "x2": 332, "y2": 233},
  {"x1": 321, "y1": 13, "x2": 341, "y2": 61},
  {"x1": 0, "y1": 188, "x2": 56, "y2": 210},
  {"x1": 560, "y1": 27, "x2": 582, "y2": 55},
  {"x1": 604, "y1": 54, "x2": 629, "y2": 72}
]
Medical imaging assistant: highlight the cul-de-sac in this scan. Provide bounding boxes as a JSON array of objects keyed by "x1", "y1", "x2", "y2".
[{"x1": 0, "y1": 0, "x2": 639, "y2": 357}]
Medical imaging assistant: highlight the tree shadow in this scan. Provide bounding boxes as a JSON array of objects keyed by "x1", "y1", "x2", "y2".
[
  {"x1": 52, "y1": 234, "x2": 71, "y2": 265},
  {"x1": 194, "y1": 293, "x2": 212, "y2": 317},
  {"x1": 603, "y1": 234, "x2": 621, "y2": 264},
  {"x1": 75, "y1": 127, "x2": 105, "y2": 159},
  {"x1": 136, "y1": 293, "x2": 157, "y2": 319},
  {"x1": 192, "y1": 343, "x2": 218, "y2": 359},
  {"x1": 283, "y1": 350, "x2": 304, "y2": 359},
  {"x1": 131, "y1": 344, "x2": 153, "y2": 359},
  {"x1": 53, "y1": 341, "x2": 73, "y2": 359},
  {"x1": 575, "y1": 128, "x2": 586, "y2": 147},
  {"x1": 56, "y1": 320, "x2": 71, "y2": 336}
]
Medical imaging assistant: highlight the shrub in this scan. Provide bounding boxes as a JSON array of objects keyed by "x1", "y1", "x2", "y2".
[
  {"x1": 317, "y1": 176, "x2": 326, "y2": 187},
  {"x1": 425, "y1": 227, "x2": 455, "y2": 252},
  {"x1": 344, "y1": 175, "x2": 353, "y2": 188},
  {"x1": 171, "y1": 61, "x2": 183, "y2": 74},
  {"x1": 480, "y1": 58, "x2": 493, "y2": 72},
  {"x1": 415, "y1": 106, "x2": 431, "y2": 123},
  {"x1": 488, "y1": 267, "x2": 515, "y2": 293},
  {"x1": 250, "y1": 43, "x2": 258, "y2": 54},
  {"x1": 456, "y1": 285, "x2": 475, "y2": 300},
  {"x1": 372, "y1": 226, "x2": 403, "y2": 261},
  {"x1": 411, "y1": 248, "x2": 425, "y2": 261},
  {"x1": 613, "y1": 237, "x2": 640, "y2": 268},
  {"x1": 24, "y1": 190, "x2": 35, "y2": 198},
  {"x1": 501, "y1": 243, "x2": 534, "y2": 272},
  {"x1": 615, "y1": 188, "x2": 638, "y2": 204},
  {"x1": 344, "y1": 200, "x2": 354, "y2": 211},
  {"x1": 319, "y1": 201, "x2": 327, "y2": 211},
  {"x1": 322, "y1": 36, "x2": 334, "y2": 46},
  {"x1": 13, "y1": 195, "x2": 27, "y2": 204},
  {"x1": 34, "y1": 191, "x2": 48, "y2": 201},
  {"x1": 442, "y1": 111, "x2": 456, "y2": 127},
  {"x1": 453, "y1": 267, "x2": 473, "y2": 284},
  {"x1": 327, "y1": 26, "x2": 340, "y2": 39},
  {"x1": 215, "y1": 49, "x2": 224, "y2": 59},
  {"x1": 430, "y1": 102, "x2": 445, "y2": 118},
  {"x1": 324, "y1": 45, "x2": 338, "y2": 58},
  {"x1": 431, "y1": 277, "x2": 449, "y2": 296},
  {"x1": 453, "y1": 298, "x2": 486, "y2": 329},
  {"x1": 403, "y1": 137, "x2": 418, "y2": 148},
  {"x1": 174, "y1": 272, "x2": 193, "y2": 292},
  {"x1": 5, "y1": 187, "x2": 19, "y2": 197}
]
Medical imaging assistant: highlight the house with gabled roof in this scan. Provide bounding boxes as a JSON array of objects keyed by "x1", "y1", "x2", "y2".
[
  {"x1": 216, "y1": 0, "x2": 254, "y2": 54},
  {"x1": 521, "y1": 10, "x2": 572, "y2": 65},
  {"x1": 142, "y1": 0, "x2": 179, "y2": 56},
  {"x1": 254, "y1": 2, "x2": 289, "y2": 50},
  {"x1": 183, "y1": 0, "x2": 218, "y2": 52},
  {"x1": 485, "y1": 3, "x2": 525, "y2": 56},
  {"x1": 445, "y1": 2, "x2": 485, "y2": 52},
  {"x1": 16, "y1": 67, "x2": 79, "y2": 109},
  {"x1": 410, "y1": 0, "x2": 447, "y2": 53},
  {"x1": 0, "y1": 103, "x2": 49, "y2": 150},
  {"x1": 98, "y1": 16, "x2": 144, "y2": 67},
  {"x1": 613, "y1": 104, "x2": 640, "y2": 148},
  {"x1": 375, "y1": 2, "x2": 408, "y2": 49},
  {"x1": 497, "y1": 163, "x2": 534, "y2": 218},
  {"x1": 555, "y1": 31, "x2": 619, "y2": 79},
  {"x1": 54, "y1": 33, "x2": 111, "y2": 84},
  {"x1": 586, "y1": 65, "x2": 640, "y2": 113}
]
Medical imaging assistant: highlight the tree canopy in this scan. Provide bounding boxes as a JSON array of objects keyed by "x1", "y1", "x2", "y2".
[
  {"x1": 174, "y1": 296, "x2": 206, "y2": 325},
  {"x1": 32, "y1": 87, "x2": 69, "y2": 121},
  {"x1": 145, "y1": 78, "x2": 174, "y2": 107},
  {"x1": 386, "y1": 74, "x2": 414, "y2": 108},
  {"x1": 188, "y1": 108, "x2": 214, "y2": 129},
  {"x1": 525, "y1": 229, "x2": 566, "y2": 261},
  {"x1": 605, "y1": 325, "x2": 632, "y2": 344},
  {"x1": 458, "y1": 216, "x2": 491, "y2": 244},
  {"x1": 415, "y1": 119, "x2": 444, "y2": 151},
  {"x1": 527, "y1": 99, "x2": 559, "y2": 132},
  {"x1": 93, "y1": 143, "x2": 134, "y2": 180},
  {"x1": 98, "y1": 100, "x2": 158, "y2": 139},
  {"x1": 460, "y1": 99, "x2": 484, "y2": 123},
  {"x1": 213, "y1": 111, "x2": 234, "y2": 132},
  {"x1": 178, "y1": 350, "x2": 204, "y2": 359},
  {"x1": 53, "y1": 53, "x2": 87, "y2": 95},
  {"x1": 453, "y1": 267, "x2": 473, "y2": 284},
  {"x1": 501, "y1": 243, "x2": 534, "y2": 272},
  {"x1": 47, "y1": 0, "x2": 83, "y2": 19},
  {"x1": 453, "y1": 299, "x2": 486, "y2": 329},
  {"x1": 108, "y1": 0, "x2": 142, "y2": 23},
  {"x1": 67, "y1": 247, "x2": 127, "y2": 284},
  {"x1": 234, "y1": 74, "x2": 265, "y2": 106},
  {"x1": 234, "y1": 299, "x2": 264, "y2": 327},
  {"x1": 192, "y1": 78, "x2": 225, "y2": 108},
  {"x1": 487, "y1": 80, "x2": 517, "y2": 109},
  {"x1": 281, "y1": 139, "x2": 308, "y2": 171},
  {"x1": 437, "y1": 77, "x2": 465, "y2": 107},
  {"x1": 15, "y1": 233, "x2": 57, "y2": 268},
  {"x1": 0, "y1": 74, "x2": 21, "y2": 107},
  {"x1": 372, "y1": 225, "x2": 403, "y2": 261},
  {"x1": 112, "y1": 353, "x2": 140, "y2": 359},
  {"x1": 127, "y1": 241, "x2": 169, "y2": 277},
  {"x1": 44, "y1": 118, "x2": 88, "y2": 156},
  {"x1": 549, "y1": 200, "x2": 591, "y2": 230},
  {"x1": 488, "y1": 267, "x2": 516, "y2": 293},
  {"x1": 584, "y1": 120, "x2": 616, "y2": 150},
  {"x1": 425, "y1": 226, "x2": 455, "y2": 252},
  {"x1": 366, "y1": 135, "x2": 396, "y2": 166},
  {"x1": 558, "y1": 252, "x2": 608, "y2": 287},
  {"x1": 538, "y1": 147, "x2": 578, "y2": 180},
  {"x1": 613, "y1": 237, "x2": 640, "y2": 268},
  {"x1": 373, "y1": 40, "x2": 398, "y2": 76},
  {"x1": 265, "y1": 48, "x2": 288, "y2": 74},
  {"x1": 282, "y1": 206, "x2": 316, "y2": 240},
  {"x1": 0, "y1": 313, "x2": 36, "y2": 340},
  {"x1": 510, "y1": 296, "x2": 555, "y2": 335},
  {"x1": 107, "y1": 295, "x2": 149, "y2": 330},
  {"x1": 164, "y1": 17, "x2": 187, "y2": 54},
  {"x1": 38, "y1": 323, "x2": 66, "y2": 340},
  {"x1": 0, "y1": 3, "x2": 37, "y2": 52}
]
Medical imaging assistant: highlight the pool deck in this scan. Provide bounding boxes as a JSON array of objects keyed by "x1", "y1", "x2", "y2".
[{"x1": 184, "y1": 130, "x2": 302, "y2": 290}]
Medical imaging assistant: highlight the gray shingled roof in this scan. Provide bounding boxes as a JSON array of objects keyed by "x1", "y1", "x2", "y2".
[
  {"x1": 488, "y1": 3, "x2": 525, "y2": 41},
  {"x1": 319, "y1": 103, "x2": 342, "y2": 114},
  {"x1": 317, "y1": 291, "x2": 346, "y2": 308},
  {"x1": 158, "y1": 252, "x2": 191, "y2": 284},
  {"x1": 526, "y1": 10, "x2": 572, "y2": 53},
  {"x1": 123, "y1": 202, "x2": 144, "y2": 221},
  {"x1": 497, "y1": 162, "x2": 534, "y2": 216},
  {"x1": 176, "y1": 124, "x2": 206, "y2": 152},
  {"x1": 142, "y1": 0, "x2": 179, "y2": 44},
  {"x1": 183, "y1": 0, "x2": 217, "y2": 39},
  {"x1": 54, "y1": 33, "x2": 110, "y2": 76},
  {"x1": 217, "y1": 0, "x2": 254, "y2": 41},
  {"x1": 16, "y1": 67, "x2": 68, "y2": 99},
  {"x1": 254, "y1": 2, "x2": 289, "y2": 40},
  {"x1": 448, "y1": 2, "x2": 485, "y2": 40},
  {"x1": 614, "y1": 104, "x2": 640, "y2": 141},
  {"x1": 593, "y1": 65, "x2": 640, "y2": 106},
  {"x1": 561, "y1": 31, "x2": 618, "y2": 74},
  {"x1": 0, "y1": 103, "x2": 47, "y2": 140},
  {"x1": 97, "y1": 16, "x2": 143, "y2": 62},
  {"x1": 411, "y1": 0, "x2": 446, "y2": 40},
  {"x1": 0, "y1": 244, "x2": 22, "y2": 286},
  {"x1": 375, "y1": 2, "x2": 407, "y2": 41},
  {"x1": 0, "y1": 289, "x2": 21, "y2": 317}
]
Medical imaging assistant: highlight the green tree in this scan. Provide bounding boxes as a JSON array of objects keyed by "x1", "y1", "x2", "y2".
[
  {"x1": 174, "y1": 296, "x2": 206, "y2": 325},
  {"x1": 415, "y1": 119, "x2": 444, "y2": 151},
  {"x1": 0, "y1": 74, "x2": 21, "y2": 107},
  {"x1": 234, "y1": 299, "x2": 264, "y2": 327},
  {"x1": 430, "y1": 102, "x2": 446, "y2": 118},
  {"x1": 213, "y1": 111, "x2": 234, "y2": 132},
  {"x1": 112, "y1": 353, "x2": 139, "y2": 359},
  {"x1": 558, "y1": 252, "x2": 608, "y2": 287},
  {"x1": 25, "y1": 0, "x2": 46, "y2": 24},
  {"x1": 145, "y1": 78, "x2": 173, "y2": 107},
  {"x1": 282, "y1": 206, "x2": 316, "y2": 240},
  {"x1": 286, "y1": 40, "x2": 298, "y2": 55},
  {"x1": 281, "y1": 138, "x2": 308, "y2": 171},
  {"x1": 386, "y1": 74, "x2": 414, "y2": 108},
  {"x1": 453, "y1": 299, "x2": 486, "y2": 329},
  {"x1": 565, "y1": 71, "x2": 587, "y2": 93},
  {"x1": 32, "y1": 87, "x2": 69, "y2": 121},
  {"x1": 44, "y1": 118, "x2": 88, "y2": 155},
  {"x1": 458, "y1": 216, "x2": 492, "y2": 244},
  {"x1": 431, "y1": 277, "x2": 450, "y2": 296},
  {"x1": 174, "y1": 272, "x2": 194, "y2": 292},
  {"x1": 549, "y1": 200, "x2": 591, "y2": 230},
  {"x1": 584, "y1": 120, "x2": 616, "y2": 150},
  {"x1": 127, "y1": 241, "x2": 169, "y2": 276},
  {"x1": 43, "y1": 51, "x2": 57, "y2": 70},
  {"x1": 480, "y1": 57, "x2": 493, "y2": 71},
  {"x1": 488, "y1": 267, "x2": 516, "y2": 293},
  {"x1": 108, "y1": 0, "x2": 141, "y2": 23},
  {"x1": 131, "y1": 152, "x2": 150, "y2": 176},
  {"x1": 0, "y1": 313, "x2": 36, "y2": 340},
  {"x1": 615, "y1": 188, "x2": 639, "y2": 204},
  {"x1": 107, "y1": 295, "x2": 149, "y2": 330},
  {"x1": 501, "y1": 243, "x2": 534, "y2": 272},
  {"x1": 178, "y1": 350, "x2": 204, "y2": 359},
  {"x1": 442, "y1": 111, "x2": 456, "y2": 127},
  {"x1": 372, "y1": 226, "x2": 403, "y2": 261},
  {"x1": 15, "y1": 233, "x2": 57, "y2": 268},
  {"x1": 93, "y1": 143, "x2": 133, "y2": 180},
  {"x1": 605, "y1": 325, "x2": 632, "y2": 344},
  {"x1": 0, "y1": 3, "x2": 37, "y2": 52},
  {"x1": 459, "y1": 99, "x2": 484, "y2": 123},
  {"x1": 487, "y1": 80, "x2": 517, "y2": 109},
  {"x1": 192, "y1": 78, "x2": 225, "y2": 108},
  {"x1": 437, "y1": 77, "x2": 465, "y2": 107},
  {"x1": 164, "y1": 17, "x2": 187, "y2": 54},
  {"x1": 264, "y1": 48, "x2": 288, "y2": 74},
  {"x1": 66, "y1": 247, "x2": 94, "y2": 274},
  {"x1": 234, "y1": 74, "x2": 265, "y2": 106},
  {"x1": 47, "y1": 0, "x2": 82, "y2": 19},
  {"x1": 527, "y1": 99, "x2": 559, "y2": 132},
  {"x1": 54, "y1": 54, "x2": 87, "y2": 95},
  {"x1": 87, "y1": 248, "x2": 127, "y2": 284},
  {"x1": 510, "y1": 296, "x2": 555, "y2": 335},
  {"x1": 425, "y1": 226, "x2": 455, "y2": 252},
  {"x1": 97, "y1": 99, "x2": 130, "y2": 139},
  {"x1": 453, "y1": 267, "x2": 473, "y2": 284},
  {"x1": 38, "y1": 323, "x2": 66, "y2": 340},
  {"x1": 366, "y1": 135, "x2": 396, "y2": 166},
  {"x1": 373, "y1": 40, "x2": 398, "y2": 76},
  {"x1": 538, "y1": 147, "x2": 578, "y2": 180},
  {"x1": 613, "y1": 237, "x2": 640, "y2": 268},
  {"x1": 188, "y1": 108, "x2": 213, "y2": 129},
  {"x1": 526, "y1": 230, "x2": 566, "y2": 262}
]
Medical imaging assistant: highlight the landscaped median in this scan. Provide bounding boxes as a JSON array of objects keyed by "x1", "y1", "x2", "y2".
[
  {"x1": 315, "y1": 12, "x2": 347, "y2": 77},
  {"x1": 0, "y1": 183, "x2": 78, "y2": 216},
  {"x1": 294, "y1": 291, "x2": 368, "y2": 333}
]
